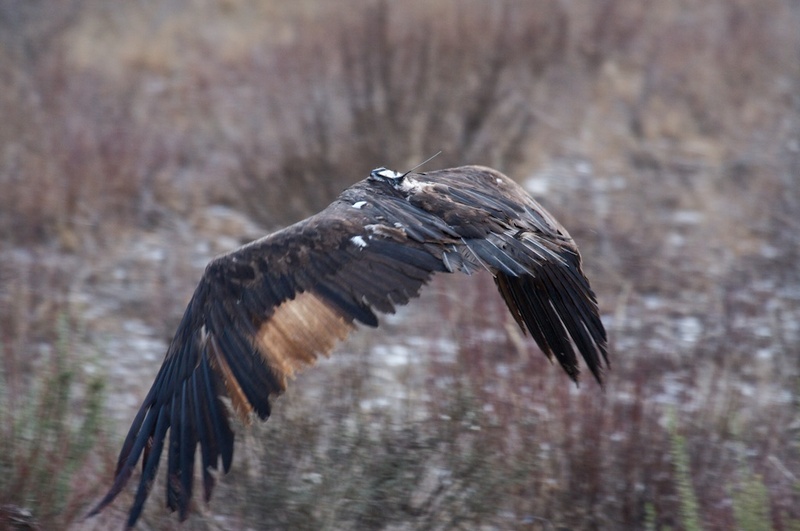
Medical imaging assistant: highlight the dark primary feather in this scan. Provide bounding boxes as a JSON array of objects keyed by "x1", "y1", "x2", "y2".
[{"x1": 88, "y1": 165, "x2": 607, "y2": 527}]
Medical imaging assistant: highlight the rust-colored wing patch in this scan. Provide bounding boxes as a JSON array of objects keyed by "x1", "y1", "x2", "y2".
[
  {"x1": 256, "y1": 290, "x2": 355, "y2": 388},
  {"x1": 208, "y1": 334, "x2": 254, "y2": 423}
]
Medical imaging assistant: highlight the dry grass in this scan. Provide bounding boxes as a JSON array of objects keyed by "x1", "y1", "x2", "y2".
[{"x1": 0, "y1": 0, "x2": 798, "y2": 529}]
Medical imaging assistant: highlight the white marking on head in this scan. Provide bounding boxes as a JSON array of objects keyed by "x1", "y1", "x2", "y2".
[
  {"x1": 369, "y1": 165, "x2": 435, "y2": 194},
  {"x1": 496, "y1": 178, "x2": 503, "y2": 184},
  {"x1": 352, "y1": 201, "x2": 367, "y2": 209},
  {"x1": 369, "y1": 167, "x2": 403, "y2": 181},
  {"x1": 350, "y1": 235, "x2": 368, "y2": 249}
]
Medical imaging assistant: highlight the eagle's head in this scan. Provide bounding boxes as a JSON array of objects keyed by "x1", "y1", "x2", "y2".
[
  {"x1": 369, "y1": 153, "x2": 441, "y2": 190},
  {"x1": 368, "y1": 167, "x2": 405, "y2": 184}
]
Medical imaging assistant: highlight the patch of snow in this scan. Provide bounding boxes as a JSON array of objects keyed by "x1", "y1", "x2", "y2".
[
  {"x1": 524, "y1": 176, "x2": 549, "y2": 195},
  {"x1": 575, "y1": 161, "x2": 592, "y2": 175},
  {"x1": 302, "y1": 472, "x2": 323, "y2": 485},
  {"x1": 360, "y1": 397, "x2": 391, "y2": 411},
  {"x1": 609, "y1": 431, "x2": 626, "y2": 442},
  {"x1": 615, "y1": 391, "x2": 635, "y2": 404},
  {"x1": 472, "y1": 328, "x2": 506, "y2": 343},
  {"x1": 405, "y1": 336, "x2": 458, "y2": 361},
  {"x1": 754, "y1": 325, "x2": 771, "y2": 338},
  {"x1": 667, "y1": 232, "x2": 685, "y2": 247},
  {"x1": 756, "y1": 348, "x2": 773, "y2": 360},
  {"x1": 652, "y1": 375, "x2": 687, "y2": 407},
  {"x1": 760, "y1": 244, "x2": 779, "y2": 259},
  {"x1": 194, "y1": 240, "x2": 211, "y2": 256},
  {"x1": 677, "y1": 316, "x2": 702, "y2": 344},
  {"x1": 673, "y1": 210, "x2": 704, "y2": 225},
  {"x1": 610, "y1": 176, "x2": 627, "y2": 189},
  {"x1": 372, "y1": 344, "x2": 412, "y2": 367},
  {"x1": 642, "y1": 295, "x2": 665, "y2": 310}
]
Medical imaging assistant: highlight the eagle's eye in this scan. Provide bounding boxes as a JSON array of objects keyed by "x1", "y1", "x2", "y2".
[{"x1": 369, "y1": 167, "x2": 403, "y2": 182}]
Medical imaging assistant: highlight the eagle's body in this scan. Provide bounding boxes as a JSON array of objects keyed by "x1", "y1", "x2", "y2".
[{"x1": 90, "y1": 165, "x2": 608, "y2": 527}]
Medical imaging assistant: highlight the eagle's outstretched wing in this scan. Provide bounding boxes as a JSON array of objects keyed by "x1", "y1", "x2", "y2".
[{"x1": 89, "y1": 165, "x2": 607, "y2": 527}]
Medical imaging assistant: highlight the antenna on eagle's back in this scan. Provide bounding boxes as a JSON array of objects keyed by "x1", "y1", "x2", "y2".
[{"x1": 401, "y1": 151, "x2": 442, "y2": 178}]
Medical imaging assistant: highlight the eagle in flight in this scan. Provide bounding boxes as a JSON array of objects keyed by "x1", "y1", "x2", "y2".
[{"x1": 89, "y1": 165, "x2": 608, "y2": 527}]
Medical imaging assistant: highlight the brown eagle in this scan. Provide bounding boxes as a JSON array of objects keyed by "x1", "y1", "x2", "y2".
[{"x1": 89, "y1": 165, "x2": 608, "y2": 527}]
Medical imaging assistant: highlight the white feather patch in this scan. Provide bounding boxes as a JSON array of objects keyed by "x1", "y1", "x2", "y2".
[
  {"x1": 397, "y1": 176, "x2": 434, "y2": 193},
  {"x1": 350, "y1": 235, "x2": 368, "y2": 249},
  {"x1": 352, "y1": 201, "x2": 367, "y2": 209}
]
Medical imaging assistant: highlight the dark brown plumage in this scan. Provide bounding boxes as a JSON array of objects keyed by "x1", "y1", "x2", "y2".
[{"x1": 89, "y1": 165, "x2": 608, "y2": 527}]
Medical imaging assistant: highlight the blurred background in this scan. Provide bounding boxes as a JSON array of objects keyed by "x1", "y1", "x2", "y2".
[{"x1": 1, "y1": 0, "x2": 798, "y2": 529}]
